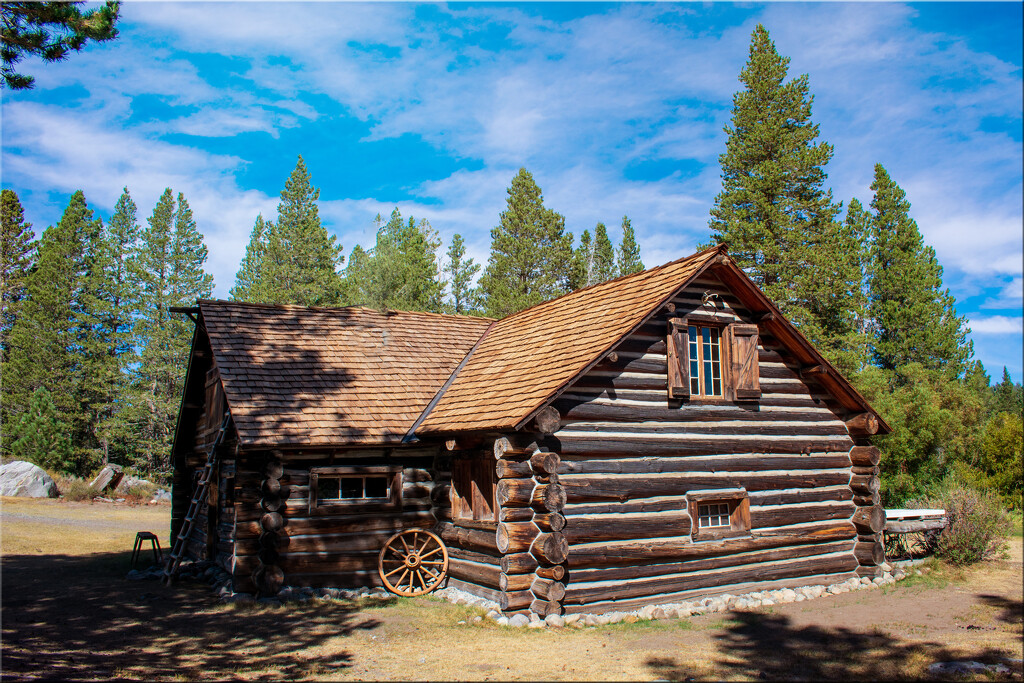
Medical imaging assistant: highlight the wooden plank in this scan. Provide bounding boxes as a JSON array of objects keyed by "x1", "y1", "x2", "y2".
[{"x1": 561, "y1": 471, "x2": 852, "y2": 503}]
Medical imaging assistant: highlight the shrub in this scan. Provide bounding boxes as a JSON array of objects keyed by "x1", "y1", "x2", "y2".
[
  {"x1": 914, "y1": 477, "x2": 1012, "y2": 565},
  {"x1": 55, "y1": 474, "x2": 98, "y2": 502}
]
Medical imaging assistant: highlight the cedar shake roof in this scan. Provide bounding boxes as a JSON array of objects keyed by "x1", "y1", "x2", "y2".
[
  {"x1": 416, "y1": 246, "x2": 723, "y2": 434},
  {"x1": 198, "y1": 301, "x2": 492, "y2": 447}
]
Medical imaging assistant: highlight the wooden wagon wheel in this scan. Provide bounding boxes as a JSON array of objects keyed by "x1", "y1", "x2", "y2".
[{"x1": 378, "y1": 529, "x2": 448, "y2": 597}]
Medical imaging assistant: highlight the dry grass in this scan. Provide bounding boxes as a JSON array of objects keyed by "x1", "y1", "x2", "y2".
[{"x1": 2, "y1": 497, "x2": 1022, "y2": 681}]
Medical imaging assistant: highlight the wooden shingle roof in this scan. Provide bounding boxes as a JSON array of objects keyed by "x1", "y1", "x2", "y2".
[
  {"x1": 416, "y1": 247, "x2": 723, "y2": 434},
  {"x1": 199, "y1": 301, "x2": 492, "y2": 447}
]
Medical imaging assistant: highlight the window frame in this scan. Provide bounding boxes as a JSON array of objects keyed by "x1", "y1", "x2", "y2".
[
  {"x1": 450, "y1": 457, "x2": 498, "y2": 527},
  {"x1": 308, "y1": 465, "x2": 403, "y2": 514},
  {"x1": 669, "y1": 314, "x2": 733, "y2": 402},
  {"x1": 687, "y1": 488, "x2": 751, "y2": 541}
]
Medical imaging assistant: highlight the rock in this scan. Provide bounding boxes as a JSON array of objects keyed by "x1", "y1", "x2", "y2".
[
  {"x1": 508, "y1": 614, "x2": 529, "y2": 628},
  {"x1": 545, "y1": 614, "x2": 565, "y2": 628},
  {"x1": 597, "y1": 614, "x2": 612, "y2": 625},
  {"x1": 748, "y1": 600, "x2": 761, "y2": 608},
  {"x1": 527, "y1": 620, "x2": 546, "y2": 629},
  {"x1": 761, "y1": 599, "x2": 775, "y2": 606},
  {"x1": 564, "y1": 614, "x2": 581, "y2": 625},
  {"x1": 651, "y1": 608, "x2": 668, "y2": 620},
  {"x1": 89, "y1": 464, "x2": 124, "y2": 493},
  {"x1": 640, "y1": 605, "x2": 657, "y2": 620},
  {"x1": 880, "y1": 562, "x2": 892, "y2": 573},
  {"x1": 126, "y1": 569, "x2": 145, "y2": 581},
  {"x1": 778, "y1": 589, "x2": 797, "y2": 603},
  {"x1": 486, "y1": 610, "x2": 501, "y2": 621},
  {"x1": 795, "y1": 595, "x2": 806, "y2": 602},
  {"x1": 0, "y1": 461, "x2": 57, "y2": 498},
  {"x1": 224, "y1": 593, "x2": 255, "y2": 604},
  {"x1": 529, "y1": 612, "x2": 542, "y2": 623},
  {"x1": 473, "y1": 616, "x2": 483, "y2": 623},
  {"x1": 496, "y1": 616, "x2": 510, "y2": 627},
  {"x1": 928, "y1": 661, "x2": 1011, "y2": 676},
  {"x1": 607, "y1": 612, "x2": 625, "y2": 624},
  {"x1": 872, "y1": 577, "x2": 885, "y2": 585},
  {"x1": 860, "y1": 577, "x2": 872, "y2": 586}
]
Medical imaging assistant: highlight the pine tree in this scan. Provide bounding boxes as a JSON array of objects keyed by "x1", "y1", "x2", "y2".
[
  {"x1": 616, "y1": 215, "x2": 644, "y2": 276},
  {"x1": 592, "y1": 222, "x2": 616, "y2": 284},
  {"x1": 708, "y1": 24, "x2": 839, "y2": 328},
  {"x1": 1, "y1": 1, "x2": 120, "y2": 90},
  {"x1": 4, "y1": 191, "x2": 98, "y2": 470},
  {"x1": 992, "y1": 367, "x2": 1023, "y2": 416},
  {"x1": 9, "y1": 386, "x2": 72, "y2": 473},
  {"x1": 569, "y1": 229, "x2": 593, "y2": 291},
  {"x1": 868, "y1": 164, "x2": 972, "y2": 375},
  {"x1": 132, "y1": 188, "x2": 213, "y2": 474},
  {"x1": 444, "y1": 233, "x2": 481, "y2": 315},
  {"x1": 343, "y1": 208, "x2": 444, "y2": 312},
  {"x1": 261, "y1": 156, "x2": 343, "y2": 306},
  {"x1": 230, "y1": 214, "x2": 269, "y2": 302},
  {"x1": 77, "y1": 187, "x2": 141, "y2": 466},
  {"x1": 480, "y1": 168, "x2": 572, "y2": 317},
  {"x1": 1, "y1": 189, "x2": 35, "y2": 357},
  {"x1": 799, "y1": 198, "x2": 872, "y2": 375}
]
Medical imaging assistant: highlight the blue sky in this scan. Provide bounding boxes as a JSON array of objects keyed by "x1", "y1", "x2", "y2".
[{"x1": 2, "y1": 2, "x2": 1022, "y2": 380}]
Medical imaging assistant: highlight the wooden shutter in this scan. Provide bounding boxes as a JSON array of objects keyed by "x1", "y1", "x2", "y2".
[
  {"x1": 667, "y1": 318, "x2": 690, "y2": 399},
  {"x1": 729, "y1": 324, "x2": 761, "y2": 400}
]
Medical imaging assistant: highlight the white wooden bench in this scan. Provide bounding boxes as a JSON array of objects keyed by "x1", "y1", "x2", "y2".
[{"x1": 883, "y1": 509, "x2": 947, "y2": 558}]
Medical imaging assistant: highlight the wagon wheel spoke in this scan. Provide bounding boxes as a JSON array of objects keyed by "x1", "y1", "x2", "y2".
[
  {"x1": 399, "y1": 535, "x2": 411, "y2": 553},
  {"x1": 420, "y1": 547, "x2": 443, "y2": 560},
  {"x1": 384, "y1": 565, "x2": 406, "y2": 578},
  {"x1": 420, "y1": 560, "x2": 445, "y2": 566}
]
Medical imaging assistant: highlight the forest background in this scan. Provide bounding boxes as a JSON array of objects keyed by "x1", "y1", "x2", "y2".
[{"x1": 0, "y1": 7, "x2": 1020, "y2": 511}]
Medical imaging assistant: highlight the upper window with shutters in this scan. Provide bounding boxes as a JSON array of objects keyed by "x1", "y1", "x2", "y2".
[{"x1": 667, "y1": 313, "x2": 761, "y2": 402}]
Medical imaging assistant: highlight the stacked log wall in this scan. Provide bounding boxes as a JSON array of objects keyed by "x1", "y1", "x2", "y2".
[
  {"x1": 549, "y1": 273, "x2": 862, "y2": 614},
  {"x1": 230, "y1": 447, "x2": 438, "y2": 594}
]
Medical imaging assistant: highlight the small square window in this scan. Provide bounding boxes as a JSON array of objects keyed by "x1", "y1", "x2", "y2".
[{"x1": 689, "y1": 489, "x2": 750, "y2": 541}]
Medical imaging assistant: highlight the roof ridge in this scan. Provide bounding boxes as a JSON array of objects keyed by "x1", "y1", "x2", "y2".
[
  {"x1": 492, "y1": 244, "x2": 725, "y2": 326},
  {"x1": 198, "y1": 299, "x2": 495, "y2": 322}
]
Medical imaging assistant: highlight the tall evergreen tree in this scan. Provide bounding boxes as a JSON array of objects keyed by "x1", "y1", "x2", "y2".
[
  {"x1": 77, "y1": 187, "x2": 141, "y2": 465},
  {"x1": 1, "y1": 189, "x2": 35, "y2": 357},
  {"x1": 3, "y1": 191, "x2": 98, "y2": 469},
  {"x1": 868, "y1": 164, "x2": 971, "y2": 375},
  {"x1": 444, "y1": 233, "x2": 481, "y2": 315},
  {"x1": 569, "y1": 229, "x2": 594, "y2": 291},
  {"x1": 480, "y1": 168, "x2": 572, "y2": 317},
  {"x1": 799, "y1": 198, "x2": 872, "y2": 375},
  {"x1": 592, "y1": 222, "x2": 616, "y2": 284},
  {"x1": 230, "y1": 214, "x2": 269, "y2": 302},
  {"x1": 343, "y1": 208, "x2": 444, "y2": 312},
  {"x1": 261, "y1": 156, "x2": 343, "y2": 306},
  {"x1": 708, "y1": 24, "x2": 839, "y2": 328},
  {"x1": 992, "y1": 366, "x2": 1022, "y2": 416},
  {"x1": 616, "y1": 215, "x2": 644, "y2": 276},
  {"x1": 132, "y1": 188, "x2": 213, "y2": 474}
]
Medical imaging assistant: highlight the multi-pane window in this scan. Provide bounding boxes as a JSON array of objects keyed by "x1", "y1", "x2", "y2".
[
  {"x1": 309, "y1": 466, "x2": 402, "y2": 512},
  {"x1": 689, "y1": 489, "x2": 751, "y2": 541},
  {"x1": 688, "y1": 325, "x2": 723, "y2": 397},
  {"x1": 697, "y1": 502, "x2": 730, "y2": 529},
  {"x1": 317, "y1": 475, "x2": 390, "y2": 503}
]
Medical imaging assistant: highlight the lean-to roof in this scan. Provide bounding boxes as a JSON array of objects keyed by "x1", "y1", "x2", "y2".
[{"x1": 198, "y1": 301, "x2": 491, "y2": 447}]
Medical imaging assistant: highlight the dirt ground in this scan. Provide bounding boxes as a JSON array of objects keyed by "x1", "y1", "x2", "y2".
[{"x1": 1, "y1": 497, "x2": 1021, "y2": 681}]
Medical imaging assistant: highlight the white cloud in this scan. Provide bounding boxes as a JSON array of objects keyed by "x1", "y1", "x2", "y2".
[{"x1": 969, "y1": 315, "x2": 1024, "y2": 335}]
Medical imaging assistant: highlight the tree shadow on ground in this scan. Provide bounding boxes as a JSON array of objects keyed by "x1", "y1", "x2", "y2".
[
  {"x1": 646, "y1": 610, "x2": 1023, "y2": 681},
  {"x1": 977, "y1": 594, "x2": 1024, "y2": 629},
  {"x1": 1, "y1": 550, "x2": 381, "y2": 681}
]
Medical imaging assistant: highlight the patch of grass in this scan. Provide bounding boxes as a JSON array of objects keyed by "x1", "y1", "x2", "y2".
[{"x1": 1008, "y1": 510, "x2": 1023, "y2": 537}]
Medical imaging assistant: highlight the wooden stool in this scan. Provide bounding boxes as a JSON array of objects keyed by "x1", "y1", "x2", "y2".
[{"x1": 132, "y1": 531, "x2": 163, "y2": 568}]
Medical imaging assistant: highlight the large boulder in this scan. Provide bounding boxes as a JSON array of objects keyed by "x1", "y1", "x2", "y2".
[{"x1": 0, "y1": 461, "x2": 58, "y2": 498}]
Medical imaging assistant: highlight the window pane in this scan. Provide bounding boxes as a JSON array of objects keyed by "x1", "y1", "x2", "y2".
[
  {"x1": 365, "y1": 476, "x2": 388, "y2": 498},
  {"x1": 318, "y1": 477, "x2": 340, "y2": 501},
  {"x1": 341, "y1": 477, "x2": 363, "y2": 499}
]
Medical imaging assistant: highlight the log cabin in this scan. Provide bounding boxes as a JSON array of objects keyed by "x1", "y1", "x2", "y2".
[{"x1": 169, "y1": 245, "x2": 889, "y2": 614}]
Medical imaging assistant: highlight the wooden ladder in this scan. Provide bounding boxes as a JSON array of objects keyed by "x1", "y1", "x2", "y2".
[{"x1": 163, "y1": 413, "x2": 231, "y2": 585}]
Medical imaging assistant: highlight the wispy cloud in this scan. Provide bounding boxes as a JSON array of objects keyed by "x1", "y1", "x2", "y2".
[{"x1": 970, "y1": 315, "x2": 1024, "y2": 335}]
